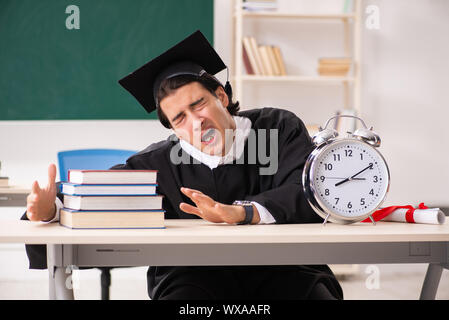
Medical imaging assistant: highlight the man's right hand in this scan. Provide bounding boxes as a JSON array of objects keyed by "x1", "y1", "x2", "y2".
[{"x1": 26, "y1": 164, "x2": 57, "y2": 222}]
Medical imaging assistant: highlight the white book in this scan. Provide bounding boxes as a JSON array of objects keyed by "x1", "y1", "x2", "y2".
[
  {"x1": 243, "y1": 1, "x2": 278, "y2": 11},
  {"x1": 61, "y1": 183, "x2": 157, "y2": 196},
  {"x1": 249, "y1": 37, "x2": 266, "y2": 76},
  {"x1": 60, "y1": 208, "x2": 165, "y2": 229},
  {"x1": 63, "y1": 194, "x2": 163, "y2": 210},
  {"x1": 68, "y1": 170, "x2": 157, "y2": 184}
]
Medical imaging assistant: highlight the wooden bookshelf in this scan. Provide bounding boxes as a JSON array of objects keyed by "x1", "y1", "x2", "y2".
[
  {"x1": 232, "y1": 0, "x2": 363, "y2": 278},
  {"x1": 232, "y1": 0, "x2": 363, "y2": 114}
]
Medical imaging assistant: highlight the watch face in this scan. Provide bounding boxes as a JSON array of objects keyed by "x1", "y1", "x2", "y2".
[{"x1": 307, "y1": 139, "x2": 390, "y2": 222}]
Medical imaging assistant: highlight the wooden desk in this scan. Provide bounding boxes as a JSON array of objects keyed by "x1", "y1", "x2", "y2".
[
  {"x1": 0, "y1": 186, "x2": 29, "y2": 207},
  {"x1": 0, "y1": 219, "x2": 448, "y2": 300}
]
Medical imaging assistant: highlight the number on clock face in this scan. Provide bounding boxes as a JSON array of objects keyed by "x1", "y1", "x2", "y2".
[{"x1": 311, "y1": 140, "x2": 389, "y2": 218}]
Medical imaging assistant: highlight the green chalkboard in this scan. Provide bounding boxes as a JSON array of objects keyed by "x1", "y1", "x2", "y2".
[{"x1": 0, "y1": 0, "x2": 213, "y2": 120}]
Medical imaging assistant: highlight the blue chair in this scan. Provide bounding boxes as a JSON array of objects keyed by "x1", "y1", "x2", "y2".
[
  {"x1": 57, "y1": 148, "x2": 136, "y2": 300},
  {"x1": 57, "y1": 148, "x2": 136, "y2": 182}
]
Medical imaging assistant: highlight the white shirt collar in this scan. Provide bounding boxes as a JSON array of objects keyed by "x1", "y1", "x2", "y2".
[{"x1": 178, "y1": 116, "x2": 252, "y2": 170}]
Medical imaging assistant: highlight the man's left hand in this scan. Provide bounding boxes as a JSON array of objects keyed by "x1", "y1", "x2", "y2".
[{"x1": 179, "y1": 187, "x2": 259, "y2": 224}]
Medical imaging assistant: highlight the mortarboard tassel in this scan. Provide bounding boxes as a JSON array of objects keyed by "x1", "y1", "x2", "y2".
[{"x1": 224, "y1": 66, "x2": 233, "y2": 98}]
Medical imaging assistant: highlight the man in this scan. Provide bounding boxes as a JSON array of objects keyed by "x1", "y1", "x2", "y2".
[{"x1": 23, "y1": 31, "x2": 343, "y2": 300}]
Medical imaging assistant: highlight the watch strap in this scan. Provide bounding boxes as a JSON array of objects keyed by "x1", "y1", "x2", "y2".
[{"x1": 233, "y1": 201, "x2": 254, "y2": 225}]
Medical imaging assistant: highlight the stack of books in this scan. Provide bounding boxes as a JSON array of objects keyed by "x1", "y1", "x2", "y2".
[
  {"x1": 242, "y1": 36, "x2": 287, "y2": 76},
  {"x1": 59, "y1": 170, "x2": 164, "y2": 229},
  {"x1": 318, "y1": 57, "x2": 352, "y2": 76}
]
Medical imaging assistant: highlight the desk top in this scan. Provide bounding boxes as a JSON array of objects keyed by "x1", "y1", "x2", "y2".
[
  {"x1": 0, "y1": 186, "x2": 30, "y2": 194},
  {"x1": 0, "y1": 219, "x2": 448, "y2": 244}
]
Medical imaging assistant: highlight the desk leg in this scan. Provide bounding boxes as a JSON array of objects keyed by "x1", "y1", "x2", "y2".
[
  {"x1": 53, "y1": 267, "x2": 75, "y2": 300},
  {"x1": 48, "y1": 269, "x2": 55, "y2": 299},
  {"x1": 47, "y1": 244, "x2": 74, "y2": 300},
  {"x1": 419, "y1": 263, "x2": 443, "y2": 300}
]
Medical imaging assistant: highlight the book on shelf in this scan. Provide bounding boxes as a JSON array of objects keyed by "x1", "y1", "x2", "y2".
[
  {"x1": 68, "y1": 169, "x2": 157, "y2": 184},
  {"x1": 259, "y1": 45, "x2": 274, "y2": 76},
  {"x1": 272, "y1": 46, "x2": 287, "y2": 76},
  {"x1": 61, "y1": 182, "x2": 157, "y2": 196},
  {"x1": 249, "y1": 37, "x2": 266, "y2": 75},
  {"x1": 242, "y1": 0, "x2": 278, "y2": 12},
  {"x1": 242, "y1": 37, "x2": 257, "y2": 75},
  {"x1": 60, "y1": 208, "x2": 165, "y2": 229},
  {"x1": 318, "y1": 57, "x2": 352, "y2": 76},
  {"x1": 266, "y1": 46, "x2": 280, "y2": 76},
  {"x1": 63, "y1": 194, "x2": 163, "y2": 211},
  {"x1": 319, "y1": 57, "x2": 352, "y2": 65},
  {"x1": 242, "y1": 37, "x2": 287, "y2": 76},
  {"x1": 318, "y1": 65, "x2": 350, "y2": 76}
]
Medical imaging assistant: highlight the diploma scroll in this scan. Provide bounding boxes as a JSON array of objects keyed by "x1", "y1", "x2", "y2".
[{"x1": 381, "y1": 208, "x2": 445, "y2": 225}]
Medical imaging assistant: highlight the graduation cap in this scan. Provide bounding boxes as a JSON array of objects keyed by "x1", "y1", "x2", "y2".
[{"x1": 118, "y1": 30, "x2": 230, "y2": 114}]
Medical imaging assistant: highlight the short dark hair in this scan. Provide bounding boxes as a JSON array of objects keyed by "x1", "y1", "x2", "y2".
[{"x1": 156, "y1": 73, "x2": 240, "y2": 129}]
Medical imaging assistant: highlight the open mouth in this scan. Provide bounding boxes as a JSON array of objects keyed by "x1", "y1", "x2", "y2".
[{"x1": 201, "y1": 128, "x2": 216, "y2": 145}]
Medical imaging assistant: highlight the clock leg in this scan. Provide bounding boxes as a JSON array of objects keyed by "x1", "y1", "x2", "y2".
[
  {"x1": 323, "y1": 214, "x2": 330, "y2": 226},
  {"x1": 368, "y1": 214, "x2": 376, "y2": 225}
]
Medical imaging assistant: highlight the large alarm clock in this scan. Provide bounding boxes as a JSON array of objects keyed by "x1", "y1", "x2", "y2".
[{"x1": 302, "y1": 115, "x2": 390, "y2": 225}]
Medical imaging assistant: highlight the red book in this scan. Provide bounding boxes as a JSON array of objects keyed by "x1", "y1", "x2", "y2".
[{"x1": 242, "y1": 38, "x2": 256, "y2": 75}]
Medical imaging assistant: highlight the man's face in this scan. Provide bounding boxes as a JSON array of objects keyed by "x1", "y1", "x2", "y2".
[{"x1": 159, "y1": 81, "x2": 235, "y2": 156}]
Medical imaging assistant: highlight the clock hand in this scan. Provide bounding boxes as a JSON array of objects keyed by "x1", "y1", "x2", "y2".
[
  {"x1": 350, "y1": 163, "x2": 373, "y2": 179},
  {"x1": 335, "y1": 177, "x2": 350, "y2": 187},
  {"x1": 334, "y1": 163, "x2": 373, "y2": 187},
  {"x1": 324, "y1": 177, "x2": 366, "y2": 180}
]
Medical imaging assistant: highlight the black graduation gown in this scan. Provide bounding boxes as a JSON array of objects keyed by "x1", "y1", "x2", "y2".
[{"x1": 21, "y1": 107, "x2": 343, "y2": 299}]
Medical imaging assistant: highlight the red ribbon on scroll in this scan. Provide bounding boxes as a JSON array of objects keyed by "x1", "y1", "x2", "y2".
[{"x1": 362, "y1": 203, "x2": 428, "y2": 223}]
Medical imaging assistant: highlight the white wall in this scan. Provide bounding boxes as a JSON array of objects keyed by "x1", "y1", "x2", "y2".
[
  {"x1": 1, "y1": 0, "x2": 448, "y2": 208},
  {"x1": 214, "y1": 0, "x2": 449, "y2": 207},
  {"x1": 359, "y1": 0, "x2": 449, "y2": 206}
]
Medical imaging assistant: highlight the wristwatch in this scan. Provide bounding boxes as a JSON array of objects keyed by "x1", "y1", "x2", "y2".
[{"x1": 232, "y1": 200, "x2": 254, "y2": 225}]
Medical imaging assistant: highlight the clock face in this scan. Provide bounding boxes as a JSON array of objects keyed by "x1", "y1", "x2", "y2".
[{"x1": 308, "y1": 139, "x2": 390, "y2": 221}]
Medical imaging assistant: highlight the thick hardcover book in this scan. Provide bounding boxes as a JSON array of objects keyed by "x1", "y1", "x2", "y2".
[
  {"x1": 60, "y1": 208, "x2": 165, "y2": 229},
  {"x1": 61, "y1": 182, "x2": 157, "y2": 196},
  {"x1": 242, "y1": 37, "x2": 258, "y2": 74},
  {"x1": 259, "y1": 45, "x2": 274, "y2": 76},
  {"x1": 63, "y1": 194, "x2": 163, "y2": 210},
  {"x1": 272, "y1": 46, "x2": 287, "y2": 75},
  {"x1": 267, "y1": 46, "x2": 280, "y2": 76},
  {"x1": 319, "y1": 57, "x2": 352, "y2": 65},
  {"x1": 249, "y1": 37, "x2": 266, "y2": 75},
  {"x1": 68, "y1": 170, "x2": 157, "y2": 184},
  {"x1": 318, "y1": 57, "x2": 351, "y2": 76}
]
